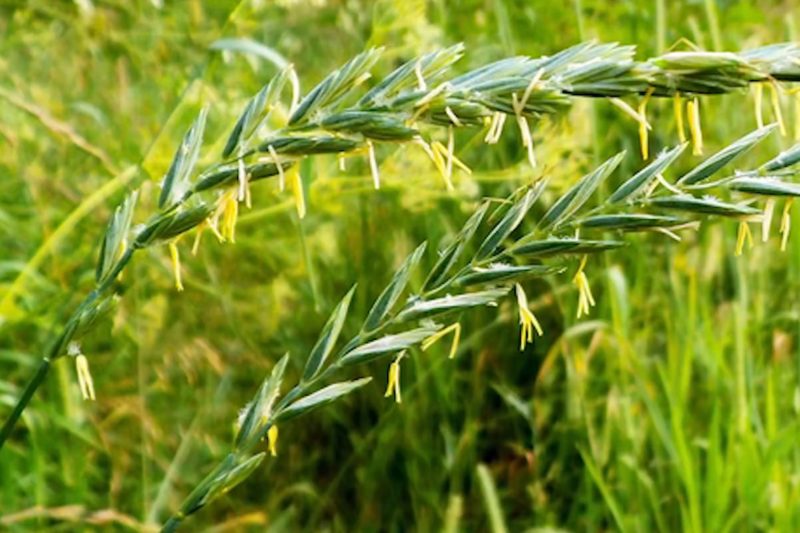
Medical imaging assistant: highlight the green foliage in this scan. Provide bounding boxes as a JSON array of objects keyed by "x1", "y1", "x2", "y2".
[{"x1": 3, "y1": 2, "x2": 800, "y2": 533}]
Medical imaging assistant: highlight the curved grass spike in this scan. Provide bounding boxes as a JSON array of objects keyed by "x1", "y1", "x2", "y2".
[
  {"x1": 164, "y1": 132, "x2": 800, "y2": 529},
  {"x1": 4, "y1": 39, "x2": 800, "y2": 459},
  {"x1": 609, "y1": 143, "x2": 687, "y2": 203}
]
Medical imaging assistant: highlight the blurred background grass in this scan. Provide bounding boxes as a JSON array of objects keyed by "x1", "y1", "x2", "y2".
[{"x1": 2, "y1": 0, "x2": 800, "y2": 531}]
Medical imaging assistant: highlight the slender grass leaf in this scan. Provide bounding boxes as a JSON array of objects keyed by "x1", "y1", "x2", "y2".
[
  {"x1": 258, "y1": 136, "x2": 361, "y2": 156},
  {"x1": 194, "y1": 162, "x2": 294, "y2": 193},
  {"x1": 453, "y1": 264, "x2": 563, "y2": 287},
  {"x1": 223, "y1": 69, "x2": 290, "y2": 157},
  {"x1": 303, "y1": 286, "x2": 356, "y2": 381},
  {"x1": 359, "y1": 44, "x2": 465, "y2": 108},
  {"x1": 235, "y1": 354, "x2": 288, "y2": 449},
  {"x1": 476, "y1": 464, "x2": 508, "y2": 533},
  {"x1": 275, "y1": 377, "x2": 372, "y2": 422},
  {"x1": 394, "y1": 288, "x2": 509, "y2": 322},
  {"x1": 648, "y1": 195, "x2": 761, "y2": 217},
  {"x1": 727, "y1": 177, "x2": 800, "y2": 197},
  {"x1": 362, "y1": 242, "x2": 427, "y2": 333},
  {"x1": 677, "y1": 125, "x2": 777, "y2": 185},
  {"x1": 289, "y1": 48, "x2": 383, "y2": 125},
  {"x1": 340, "y1": 326, "x2": 441, "y2": 367},
  {"x1": 510, "y1": 238, "x2": 625, "y2": 258},
  {"x1": 609, "y1": 144, "x2": 686, "y2": 203},
  {"x1": 319, "y1": 110, "x2": 418, "y2": 141},
  {"x1": 475, "y1": 183, "x2": 545, "y2": 260},
  {"x1": 210, "y1": 38, "x2": 289, "y2": 69},
  {"x1": 159, "y1": 107, "x2": 208, "y2": 208},
  {"x1": 761, "y1": 143, "x2": 800, "y2": 171},
  {"x1": 423, "y1": 202, "x2": 490, "y2": 292},
  {"x1": 539, "y1": 152, "x2": 625, "y2": 230},
  {"x1": 579, "y1": 213, "x2": 686, "y2": 230},
  {"x1": 134, "y1": 203, "x2": 213, "y2": 247},
  {"x1": 96, "y1": 191, "x2": 138, "y2": 283}
]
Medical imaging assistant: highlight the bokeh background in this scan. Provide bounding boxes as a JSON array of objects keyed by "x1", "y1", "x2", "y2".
[{"x1": 2, "y1": 0, "x2": 800, "y2": 531}]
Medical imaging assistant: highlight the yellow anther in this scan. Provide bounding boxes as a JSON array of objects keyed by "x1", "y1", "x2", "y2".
[
  {"x1": 795, "y1": 92, "x2": 800, "y2": 141},
  {"x1": 674, "y1": 93, "x2": 686, "y2": 143},
  {"x1": 220, "y1": 188, "x2": 239, "y2": 242},
  {"x1": 367, "y1": 140, "x2": 380, "y2": 190},
  {"x1": 169, "y1": 240, "x2": 184, "y2": 291},
  {"x1": 515, "y1": 284, "x2": 543, "y2": 350},
  {"x1": 768, "y1": 81, "x2": 786, "y2": 136},
  {"x1": 289, "y1": 166, "x2": 306, "y2": 219},
  {"x1": 445, "y1": 106, "x2": 463, "y2": 127},
  {"x1": 414, "y1": 59, "x2": 427, "y2": 91},
  {"x1": 516, "y1": 114, "x2": 536, "y2": 168},
  {"x1": 237, "y1": 157, "x2": 247, "y2": 202},
  {"x1": 762, "y1": 199, "x2": 775, "y2": 242},
  {"x1": 688, "y1": 97, "x2": 703, "y2": 155},
  {"x1": 267, "y1": 145, "x2": 286, "y2": 192},
  {"x1": 421, "y1": 322, "x2": 462, "y2": 359},
  {"x1": 753, "y1": 83, "x2": 764, "y2": 129},
  {"x1": 638, "y1": 88, "x2": 654, "y2": 160},
  {"x1": 384, "y1": 354, "x2": 404, "y2": 404},
  {"x1": 484, "y1": 112, "x2": 507, "y2": 144},
  {"x1": 191, "y1": 221, "x2": 205, "y2": 255},
  {"x1": 573, "y1": 255, "x2": 595, "y2": 319},
  {"x1": 781, "y1": 199, "x2": 794, "y2": 252},
  {"x1": 75, "y1": 353, "x2": 95, "y2": 401},
  {"x1": 735, "y1": 220, "x2": 753, "y2": 256},
  {"x1": 267, "y1": 425, "x2": 279, "y2": 457}
]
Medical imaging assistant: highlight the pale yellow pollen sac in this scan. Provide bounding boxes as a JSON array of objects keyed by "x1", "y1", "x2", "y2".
[
  {"x1": 367, "y1": 140, "x2": 380, "y2": 190},
  {"x1": 484, "y1": 112, "x2": 507, "y2": 144},
  {"x1": 169, "y1": 240, "x2": 184, "y2": 291},
  {"x1": 735, "y1": 220, "x2": 754, "y2": 257},
  {"x1": 768, "y1": 81, "x2": 786, "y2": 136},
  {"x1": 638, "y1": 88, "x2": 654, "y2": 160},
  {"x1": 384, "y1": 354, "x2": 404, "y2": 404},
  {"x1": 70, "y1": 343, "x2": 95, "y2": 401},
  {"x1": 290, "y1": 166, "x2": 306, "y2": 219},
  {"x1": 414, "y1": 59, "x2": 427, "y2": 91},
  {"x1": 515, "y1": 283, "x2": 543, "y2": 351},
  {"x1": 267, "y1": 145, "x2": 286, "y2": 192},
  {"x1": 687, "y1": 97, "x2": 703, "y2": 155},
  {"x1": 217, "y1": 188, "x2": 239, "y2": 243},
  {"x1": 445, "y1": 106, "x2": 463, "y2": 128},
  {"x1": 515, "y1": 113, "x2": 537, "y2": 168},
  {"x1": 762, "y1": 199, "x2": 776, "y2": 242},
  {"x1": 421, "y1": 323, "x2": 462, "y2": 359},
  {"x1": 237, "y1": 157, "x2": 248, "y2": 202},
  {"x1": 781, "y1": 198, "x2": 794, "y2": 252},
  {"x1": 445, "y1": 127, "x2": 455, "y2": 191},
  {"x1": 419, "y1": 137, "x2": 446, "y2": 179},
  {"x1": 267, "y1": 425, "x2": 279, "y2": 457},
  {"x1": 753, "y1": 83, "x2": 764, "y2": 129},
  {"x1": 794, "y1": 91, "x2": 800, "y2": 141},
  {"x1": 674, "y1": 93, "x2": 686, "y2": 143},
  {"x1": 573, "y1": 256, "x2": 595, "y2": 319}
]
